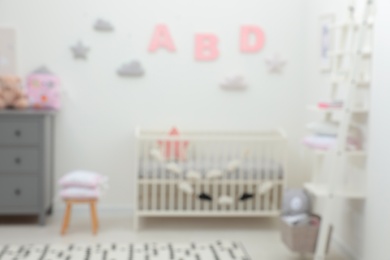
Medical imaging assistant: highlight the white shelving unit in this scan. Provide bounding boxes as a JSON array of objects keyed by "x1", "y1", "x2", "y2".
[{"x1": 304, "y1": 1, "x2": 375, "y2": 259}]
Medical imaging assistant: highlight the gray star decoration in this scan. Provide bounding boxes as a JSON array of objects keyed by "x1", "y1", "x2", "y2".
[
  {"x1": 71, "y1": 41, "x2": 90, "y2": 59},
  {"x1": 266, "y1": 55, "x2": 287, "y2": 74}
]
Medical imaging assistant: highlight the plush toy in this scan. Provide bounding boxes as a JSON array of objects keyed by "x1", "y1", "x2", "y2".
[{"x1": 0, "y1": 75, "x2": 29, "y2": 109}]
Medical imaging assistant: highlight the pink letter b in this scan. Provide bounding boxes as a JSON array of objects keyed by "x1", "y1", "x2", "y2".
[{"x1": 195, "y1": 34, "x2": 219, "y2": 61}]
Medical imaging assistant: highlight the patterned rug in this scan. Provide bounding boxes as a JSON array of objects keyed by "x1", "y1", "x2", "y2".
[{"x1": 0, "y1": 241, "x2": 251, "y2": 260}]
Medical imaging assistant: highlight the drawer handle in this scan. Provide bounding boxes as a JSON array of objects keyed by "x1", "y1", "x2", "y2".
[
  {"x1": 14, "y1": 130, "x2": 22, "y2": 137},
  {"x1": 14, "y1": 189, "x2": 21, "y2": 196},
  {"x1": 14, "y1": 157, "x2": 22, "y2": 165}
]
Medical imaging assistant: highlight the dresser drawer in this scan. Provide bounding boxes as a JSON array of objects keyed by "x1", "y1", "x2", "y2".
[
  {"x1": 0, "y1": 120, "x2": 40, "y2": 145},
  {"x1": 0, "y1": 148, "x2": 40, "y2": 174},
  {"x1": 0, "y1": 176, "x2": 38, "y2": 207}
]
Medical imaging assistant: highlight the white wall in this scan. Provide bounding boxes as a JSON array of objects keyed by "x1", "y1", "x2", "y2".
[
  {"x1": 363, "y1": 0, "x2": 390, "y2": 258},
  {"x1": 0, "y1": 0, "x2": 308, "y2": 208}
]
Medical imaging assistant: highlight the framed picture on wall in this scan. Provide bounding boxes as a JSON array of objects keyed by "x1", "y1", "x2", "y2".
[
  {"x1": 0, "y1": 27, "x2": 17, "y2": 75},
  {"x1": 319, "y1": 14, "x2": 334, "y2": 73}
]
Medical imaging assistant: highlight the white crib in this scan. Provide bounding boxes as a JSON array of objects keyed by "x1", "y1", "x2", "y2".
[{"x1": 134, "y1": 128, "x2": 288, "y2": 229}]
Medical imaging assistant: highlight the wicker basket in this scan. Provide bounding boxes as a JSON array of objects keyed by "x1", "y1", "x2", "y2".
[{"x1": 280, "y1": 215, "x2": 320, "y2": 253}]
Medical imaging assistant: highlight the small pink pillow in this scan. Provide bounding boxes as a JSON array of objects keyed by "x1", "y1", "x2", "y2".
[
  {"x1": 60, "y1": 187, "x2": 101, "y2": 200},
  {"x1": 59, "y1": 170, "x2": 108, "y2": 189}
]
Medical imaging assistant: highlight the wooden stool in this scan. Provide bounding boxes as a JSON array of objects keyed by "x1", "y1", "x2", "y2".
[{"x1": 61, "y1": 199, "x2": 99, "y2": 235}]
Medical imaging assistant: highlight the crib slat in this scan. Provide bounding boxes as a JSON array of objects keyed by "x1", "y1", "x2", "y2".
[
  {"x1": 254, "y1": 142, "x2": 261, "y2": 212},
  {"x1": 212, "y1": 142, "x2": 219, "y2": 212},
  {"x1": 264, "y1": 142, "x2": 270, "y2": 212},
  {"x1": 221, "y1": 142, "x2": 228, "y2": 212},
  {"x1": 142, "y1": 141, "x2": 148, "y2": 211},
  {"x1": 151, "y1": 141, "x2": 157, "y2": 211},
  {"x1": 178, "y1": 141, "x2": 184, "y2": 211},
  {"x1": 169, "y1": 137, "x2": 175, "y2": 211},
  {"x1": 238, "y1": 143, "x2": 244, "y2": 212},
  {"x1": 195, "y1": 141, "x2": 201, "y2": 212}
]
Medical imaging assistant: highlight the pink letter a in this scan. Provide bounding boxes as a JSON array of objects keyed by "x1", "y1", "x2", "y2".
[
  {"x1": 148, "y1": 24, "x2": 176, "y2": 52},
  {"x1": 240, "y1": 25, "x2": 265, "y2": 53}
]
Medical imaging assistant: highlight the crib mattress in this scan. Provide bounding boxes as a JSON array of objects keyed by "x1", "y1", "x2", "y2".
[{"x1": 138, "y1": 160, "x2": 284, "y2": 179}]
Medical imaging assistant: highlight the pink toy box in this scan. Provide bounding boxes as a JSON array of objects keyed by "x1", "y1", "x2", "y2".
[{"x1": 26, "y1": 66, "x2": 60, "y2": 109}]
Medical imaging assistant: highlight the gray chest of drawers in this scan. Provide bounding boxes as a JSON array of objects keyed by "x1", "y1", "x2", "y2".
[{"x1": 0, "y1": 110, "x2": 55, "y2": 225}]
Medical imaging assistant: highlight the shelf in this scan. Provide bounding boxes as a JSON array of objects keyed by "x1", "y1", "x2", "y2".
[
  {"x1": 306, "y1": 105, "x2": 343, "y2": 113},
  {"x1": 307, "y1": 105, "x2": 369, "y2": 114},
  {"x1": 304, "y1": 183, "x2": 365, "y2": 199},
  {"x1": 305, "y1": 146, "x2": 367, "y2": 157}
]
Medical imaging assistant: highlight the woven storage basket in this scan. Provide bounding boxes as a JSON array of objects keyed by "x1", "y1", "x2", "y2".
[{"x1": 280, "y1": 216, "x2": 320, "y2": 253}]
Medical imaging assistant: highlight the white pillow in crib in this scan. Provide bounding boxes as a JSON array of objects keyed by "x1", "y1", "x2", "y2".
[
  {"x1": 166, "y1": 163, "x2": 183, "y2": 175},
  {"x1": 186, "y1": 170, "x2": 201, "y2": 180},
  {"x1": 218, "y1": 195, "x2": 234, "y2": 206},
  {"x1": 59, "y1": 170, "x2": 108, "y2": 189},
  {"x1": 178, "y1": 181, "x2": 194, "y2": 194},
  {"x1": 226, "y1": 160, "x2": 241, "y2": 172},
  {"x1": 150, "y1": 148, "x2": 164, "y2": 162},
  {"x1": 206, "y1": 169, "x2": 223, "y2": 179},
  {"x1": 60, "y1": 187, "x2": 101, "y2": 200},
  {"x1": 258, "y1": 181, "x2": 274, "y2": 195}
]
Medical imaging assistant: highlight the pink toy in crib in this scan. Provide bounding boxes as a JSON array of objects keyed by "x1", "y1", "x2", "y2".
[{"x1": 26, "y1": 66, "x2": 61, "y2": 109}]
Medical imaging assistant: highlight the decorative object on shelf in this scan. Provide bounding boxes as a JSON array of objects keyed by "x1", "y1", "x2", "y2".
[
  {"x1": 319, "y1": 14, "x2": 335, "y2": 72},
  {"x1": 306, "y1": 121, "x2": 338, "y2": 136},
  {"x1": 220, "y1": 75, "x2": 247, "y2": 91},
  {"x1": 26, "y1": 66, "x2": 61, "y2": 109},
  {"x1": 94, "y1": 18, "x2": 114, "y2": 32},
  {"x1": 317, "y1": 100, "x2": 343, "y2": 109},
  {"x1": 0, "y1": 27, "x2": 16, "y2": 75},
  {"x1": 70, "y1": 41, "x2": 90, "y2": 59},
  {"x1": 265, "y1": 54, "x2": 287, "y2": 74},
  {"x1": 117, "y1": 60, "x2": 145, "y2": 77},
  {"x1": 158, "y1": 127, "x2": 189, "y2": 160},
  {"x1": 0, "y1": 75, "x2": 29, "y2": 109}
]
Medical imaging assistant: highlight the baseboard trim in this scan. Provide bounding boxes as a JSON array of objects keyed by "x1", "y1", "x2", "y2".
[
  {"x1": 333, "y1": 235, "x2": 361, "y2": 260},
  {"x1": 54, "y1": 204, "x2": 134, "y2": 217}
]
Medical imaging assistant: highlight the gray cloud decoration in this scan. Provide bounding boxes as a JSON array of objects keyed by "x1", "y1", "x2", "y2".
[
  {"x1": 117, "y1": 61, "x2": 145, "y2": 77},
  {"x1": 220, "y1": 75, "x2": 247, "y2": 91},
  {"x1": 94, "y1": 18, "x2": 114, "y2": 32}
]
